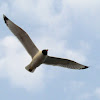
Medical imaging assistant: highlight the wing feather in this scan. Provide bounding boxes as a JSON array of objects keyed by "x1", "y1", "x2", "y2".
[
  {"x1": 43, "y1": 56, "x2": 88, "y2": 70},
  {"x1": 3, "y1": 15, "x2": 39, "y2": 58}
]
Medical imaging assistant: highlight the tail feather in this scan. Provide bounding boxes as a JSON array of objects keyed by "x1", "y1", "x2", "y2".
[{"x1": 25, "y1": 64, "x2": 36, "y2": 73}]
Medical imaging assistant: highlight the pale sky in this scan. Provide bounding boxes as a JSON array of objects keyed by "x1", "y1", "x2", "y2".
[{"x1": 0, "y1": 0, "x2": 100, "y2": 100}]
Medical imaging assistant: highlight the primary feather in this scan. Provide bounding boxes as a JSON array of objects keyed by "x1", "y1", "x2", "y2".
[
  {"x1": 3, "y1": 15, "x2": 39, "y2": 58},
  {"x1": 44, "y1": 56, "x2": 88, "y2": 69}
]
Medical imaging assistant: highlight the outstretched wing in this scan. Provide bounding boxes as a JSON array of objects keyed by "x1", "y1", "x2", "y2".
[
  {"x1": 43, "y1": 56, "x2": 88, "y2": 70},
  {"x1": 3, "y1": 15, "x2": 39, "y2": 58}
]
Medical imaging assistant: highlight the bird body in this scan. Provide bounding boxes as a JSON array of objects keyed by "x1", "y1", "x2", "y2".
[
  {"x1": 3, "y1": 14, "x2": 88, "y2": 73},
  {"x1": 25, "y1": 51, "x2": 47, "y2": 72}
]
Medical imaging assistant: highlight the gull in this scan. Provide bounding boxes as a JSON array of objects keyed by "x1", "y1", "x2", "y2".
[{"x1": 3, "y1": 15, "x2": 88, "y2": 73}]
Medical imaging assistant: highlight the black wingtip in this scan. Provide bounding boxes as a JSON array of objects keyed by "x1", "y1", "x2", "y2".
[
  {"x1": 3, "y1": 14, "x2": 8, "y2": 24},
  {"x1": 81, "y1": 66, "x2": 89, "y2": 69}
]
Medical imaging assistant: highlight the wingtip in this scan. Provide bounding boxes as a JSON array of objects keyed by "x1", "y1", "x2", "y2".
[
  {"x1": 81, "y1": 66, "x2": 89, "y2": 69},
  {"x1": 3, "y1": 14, "x2": 5, "y2": 18},
  {"x1": 3, "y1": 14, "x2": 8, "y2": 24}
]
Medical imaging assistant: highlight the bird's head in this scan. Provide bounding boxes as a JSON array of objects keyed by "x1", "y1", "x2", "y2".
[{"x1": 42, "y1": 49, "x2": 48, "y2": 55}]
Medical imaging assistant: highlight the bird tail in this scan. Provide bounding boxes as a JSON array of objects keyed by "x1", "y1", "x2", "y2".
[{"x1": 25, "y1": 64, "x2": 36, "y2": 73}]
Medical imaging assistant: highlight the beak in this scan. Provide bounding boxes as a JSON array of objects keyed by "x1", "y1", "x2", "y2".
[{"x1": 46, "y1": 49, "x2": 48, "y2": 51}]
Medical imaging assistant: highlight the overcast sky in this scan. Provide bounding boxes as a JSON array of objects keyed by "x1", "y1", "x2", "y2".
[{"x1": 0, "y1": 0, "x2": 100, "y2": 100}]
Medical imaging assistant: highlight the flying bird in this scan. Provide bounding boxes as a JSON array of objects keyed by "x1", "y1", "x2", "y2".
[{"x1": 3, "y1": 15, "x2": 88, "y2": 73}]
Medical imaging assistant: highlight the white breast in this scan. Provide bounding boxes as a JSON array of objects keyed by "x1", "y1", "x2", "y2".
[
  {"x1": 25, "y1": 51, "x2": 47, "y2": 72},
  {"x1": 26, "y1": 51, "x2": 47, "y2": 72}
]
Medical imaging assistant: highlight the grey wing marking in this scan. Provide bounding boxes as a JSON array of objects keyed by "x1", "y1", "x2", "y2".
[
  {"x1": 3, "y1": 15, "x2": 39, "y2": 58},
  {"x1": 44, "y1": 56, "x2": 88, "y2": 69}
]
